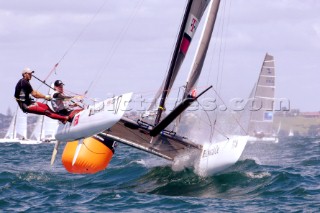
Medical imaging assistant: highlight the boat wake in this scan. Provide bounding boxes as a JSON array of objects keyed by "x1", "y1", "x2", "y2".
[{"x1": 119, "y1": 157, "x2": 312, "y2": 200}]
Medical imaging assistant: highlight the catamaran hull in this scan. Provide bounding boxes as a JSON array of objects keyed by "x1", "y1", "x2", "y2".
[
  {"x1": 55, "y1": 93, "x2": 132, "y2": 142},
  {"x1": 103, "y1": 118, "x2": 248, "y2": 176},
  {"x1": 195, "y1": 135, "x2": 248, "y2": 176}
]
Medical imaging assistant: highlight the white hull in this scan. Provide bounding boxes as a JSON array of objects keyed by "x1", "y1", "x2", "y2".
[
  {"x1": 0, "y1": 138, "x2": 26, "y2": 143},
  {"x1": 195, "y1": 135, "x2": 248, "y2": 176},
  {"x1": 248, "y1": 136, "x2": 279, "y2": 143},
  {"x1": 0, "y1": 138, "x2": 47, "y2": 144},
  {"x1": 55, "y1": 93, "x2": 132, "y2": 142}
]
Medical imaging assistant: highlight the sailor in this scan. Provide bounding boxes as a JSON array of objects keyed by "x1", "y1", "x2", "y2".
[
  {"x1": 51, "y1": 80, "x2": 83, "y2": 121},
  {"x1": 14, "y1": 67, "x2": 69, "y2": 124}
]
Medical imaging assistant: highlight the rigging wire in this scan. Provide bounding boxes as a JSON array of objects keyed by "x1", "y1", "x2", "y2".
[
  {"x1": 217, "y1": 0, "x2": 232, "y2": 93},
  {"x1": 194, "y1": 0, "x2": 247, "y2": 139},
  {"x1": 36, "y1": 0, "x2": 109, "y2": 92},
  {"x1": 211, "y1": 86, "x2": 248, "y2": 135},
  {"x1": 196, "y1": 99, "x2": 230, "y2": 142},
  {"x1": 196, "y1": 0, "x2": 228, "y2": 139},
  {"x1": 84, "y1": 0, "x2": 145, "y2": 97},
  {"x1": 211, "y1": 0, "x2": 228, "y2": 136}
]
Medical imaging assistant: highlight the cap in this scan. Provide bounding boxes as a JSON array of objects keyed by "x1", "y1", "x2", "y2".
[
  {"x1": 54, "y1": 80, "x2": 64, "y2": 87},
  {"x1": 22, "y1": 67, "x2": 34, "y2": 74}
]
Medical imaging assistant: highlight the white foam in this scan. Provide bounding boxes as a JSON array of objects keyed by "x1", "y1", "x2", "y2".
[
  {"x1": 172, "y1": 149, "x2": 199, "y2": 172},
  {"x1": 245, "y1": 171, "x2": 271, "y2": 179}
]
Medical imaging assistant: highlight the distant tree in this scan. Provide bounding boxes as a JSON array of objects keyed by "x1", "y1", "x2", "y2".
[{"x1": 6, "y1": 107, "x2": 13, "y2": 117}]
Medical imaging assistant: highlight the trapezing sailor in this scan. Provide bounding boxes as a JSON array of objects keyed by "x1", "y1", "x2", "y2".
[
  {"x1": 50, "y1": 80, "x2": 83, "y2": 122},
  {"x1": 14, "y1": 67, "x2": 70, "y2": 124}
]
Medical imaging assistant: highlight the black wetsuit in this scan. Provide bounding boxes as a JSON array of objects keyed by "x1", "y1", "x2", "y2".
[{"x1": 14, "y1": 78, "x2": 34, "y2": 112}]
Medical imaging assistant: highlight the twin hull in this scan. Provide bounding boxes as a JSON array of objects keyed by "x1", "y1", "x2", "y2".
[
  {"x1": 195, "y1": 135, "x2": 248, "y2": 176},
  {"x1": 102, "y1": 118, "x2": 248, "y2": 176},
  {"x1": 53, "y1": 92, "x2": 247, "y2": 176},
  {"x1": 55, "y1": 93, "x2": 132, "y2": 142}
]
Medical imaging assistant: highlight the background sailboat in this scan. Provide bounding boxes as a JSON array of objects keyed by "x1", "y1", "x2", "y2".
[
  {"x1": 30, "y1": 115, "x2": 58, "y2": 143},
  {"x1": 30, "y1": 84, "x2": 59, "y2": 143},
  {"x1": 247, "y1": 53, "x2": 279, "y2": 143},
  {"x1": 288, "y1": 129, "x2": 294, "y2": 137},
  {"x1": 0, "y1": 106, "x2": 36, "y2": 143}
]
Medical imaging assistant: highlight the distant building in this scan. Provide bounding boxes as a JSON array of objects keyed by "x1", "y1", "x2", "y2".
[{"x1": 300, "y1": 112, "x2": 320, "y2": 118}]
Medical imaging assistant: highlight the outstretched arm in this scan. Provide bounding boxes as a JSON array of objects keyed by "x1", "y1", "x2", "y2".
[
  {"x1": 53, "y1": 93, "x2": 73, "y2": 100},
  {"x1": 31, "y1": 90, "x2": 51, "y2": 100}
]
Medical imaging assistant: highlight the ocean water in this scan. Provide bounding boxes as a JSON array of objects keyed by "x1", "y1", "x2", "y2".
[{"x1": 0, "y1": 137, "x2": 319, "y2": 212}]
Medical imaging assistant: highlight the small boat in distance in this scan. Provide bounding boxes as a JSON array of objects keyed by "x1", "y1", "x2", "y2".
[
  {"x1": 30, "y1": 115, "x2": 59, "y2": 143},
  {"x1": 0, "y1": 106, "x2": 39, "y2": 144},
  {"x1": 247, "y1": 53, "x2": 279, "y2": 143}
]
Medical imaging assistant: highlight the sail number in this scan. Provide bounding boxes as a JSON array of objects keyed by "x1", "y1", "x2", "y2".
[
  {"x1": 89, "y1": 101, "x2": 105, "y2": 116},
  {"x1": 202, "y1": 145, "x2": 219, "y2": 158}
]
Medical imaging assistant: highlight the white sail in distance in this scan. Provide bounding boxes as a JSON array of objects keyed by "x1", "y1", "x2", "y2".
[
  {"x1": 248, "y1": 53, "x2": 276, "y2": 136},
  {"x1": 5, "y1": 107, "x2": 27, "y2": 139}
]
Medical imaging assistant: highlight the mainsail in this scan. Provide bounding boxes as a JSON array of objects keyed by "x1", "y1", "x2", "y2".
[
  {"x1": 149, "y1": 0, "x2": 211, "y2": 124},
  {"x1": 183, "y1": 0, "x2": 220, "y2": 99},
  {"x1": 248, "y1": 53, "x2": 276, "y2": 136},
  {"x1": 31, "y1": 115, "x2": 58, "y2": 142},
  {"x1": 5, "y1": 106, "x2": 27, "y2": 139}
]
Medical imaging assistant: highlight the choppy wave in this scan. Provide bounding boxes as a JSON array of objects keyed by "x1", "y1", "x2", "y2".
[{"x1": 0, "y1": 137, "x2": 319, "y2": 212}]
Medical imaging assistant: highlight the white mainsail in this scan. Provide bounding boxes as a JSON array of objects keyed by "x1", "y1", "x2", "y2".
[
  {"x1": 247, "y1": 53, "x2": 278, "y2": 142},
  {"x1": 31, "y1": 115, "x2": 58, "y2": 142},
  {"x1": 4, "y1": 106, "x2": 27, "y2": 140}
]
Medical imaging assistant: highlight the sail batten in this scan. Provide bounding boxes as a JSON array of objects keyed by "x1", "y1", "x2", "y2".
[{"x1": 248, "y1": 53, "x2": 276, "y2": 136}]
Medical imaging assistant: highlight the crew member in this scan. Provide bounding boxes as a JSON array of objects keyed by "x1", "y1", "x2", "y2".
[
  {"x1": 14, "y1": 67, "x2": 69, "y2": 124},
  {"x1": 51, "y1": 80, "x2": 83, "y2": 121}
]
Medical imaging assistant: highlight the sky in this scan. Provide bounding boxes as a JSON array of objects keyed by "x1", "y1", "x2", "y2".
[{"x1": 0, "y1": 0, "x2": 319, "y2": 115}]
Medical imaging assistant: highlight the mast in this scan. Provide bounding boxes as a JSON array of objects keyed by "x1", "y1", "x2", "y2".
[
  {"x1": 154, "y1": 0, "x2": 194, "y2": 125},
  {"x1": 154, "y1": 0, "x2": 211, "y2": 125},
  {"x1": 40, "y1": 115, "x2": 45, "y2": 141},
  {"x1": 12, "y1": 106, "x2": 18, "y2": 139},
  {"x1": 183, "y1": 0, "x2": 221, "y2": 99}
]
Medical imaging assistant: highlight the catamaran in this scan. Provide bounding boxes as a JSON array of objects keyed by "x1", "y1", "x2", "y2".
[{"x1": 52, "y1": 0, "x2": 248, "y2": 176}]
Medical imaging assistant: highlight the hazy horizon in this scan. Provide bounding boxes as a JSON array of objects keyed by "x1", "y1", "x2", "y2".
[{"x1": 1, "y1": 0, "x2": 319, "y2": 115}]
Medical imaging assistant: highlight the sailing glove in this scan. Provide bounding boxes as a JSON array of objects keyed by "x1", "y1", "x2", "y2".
[{"x1": 45, "y1": 95, "x2": 52, "y2": 101}]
